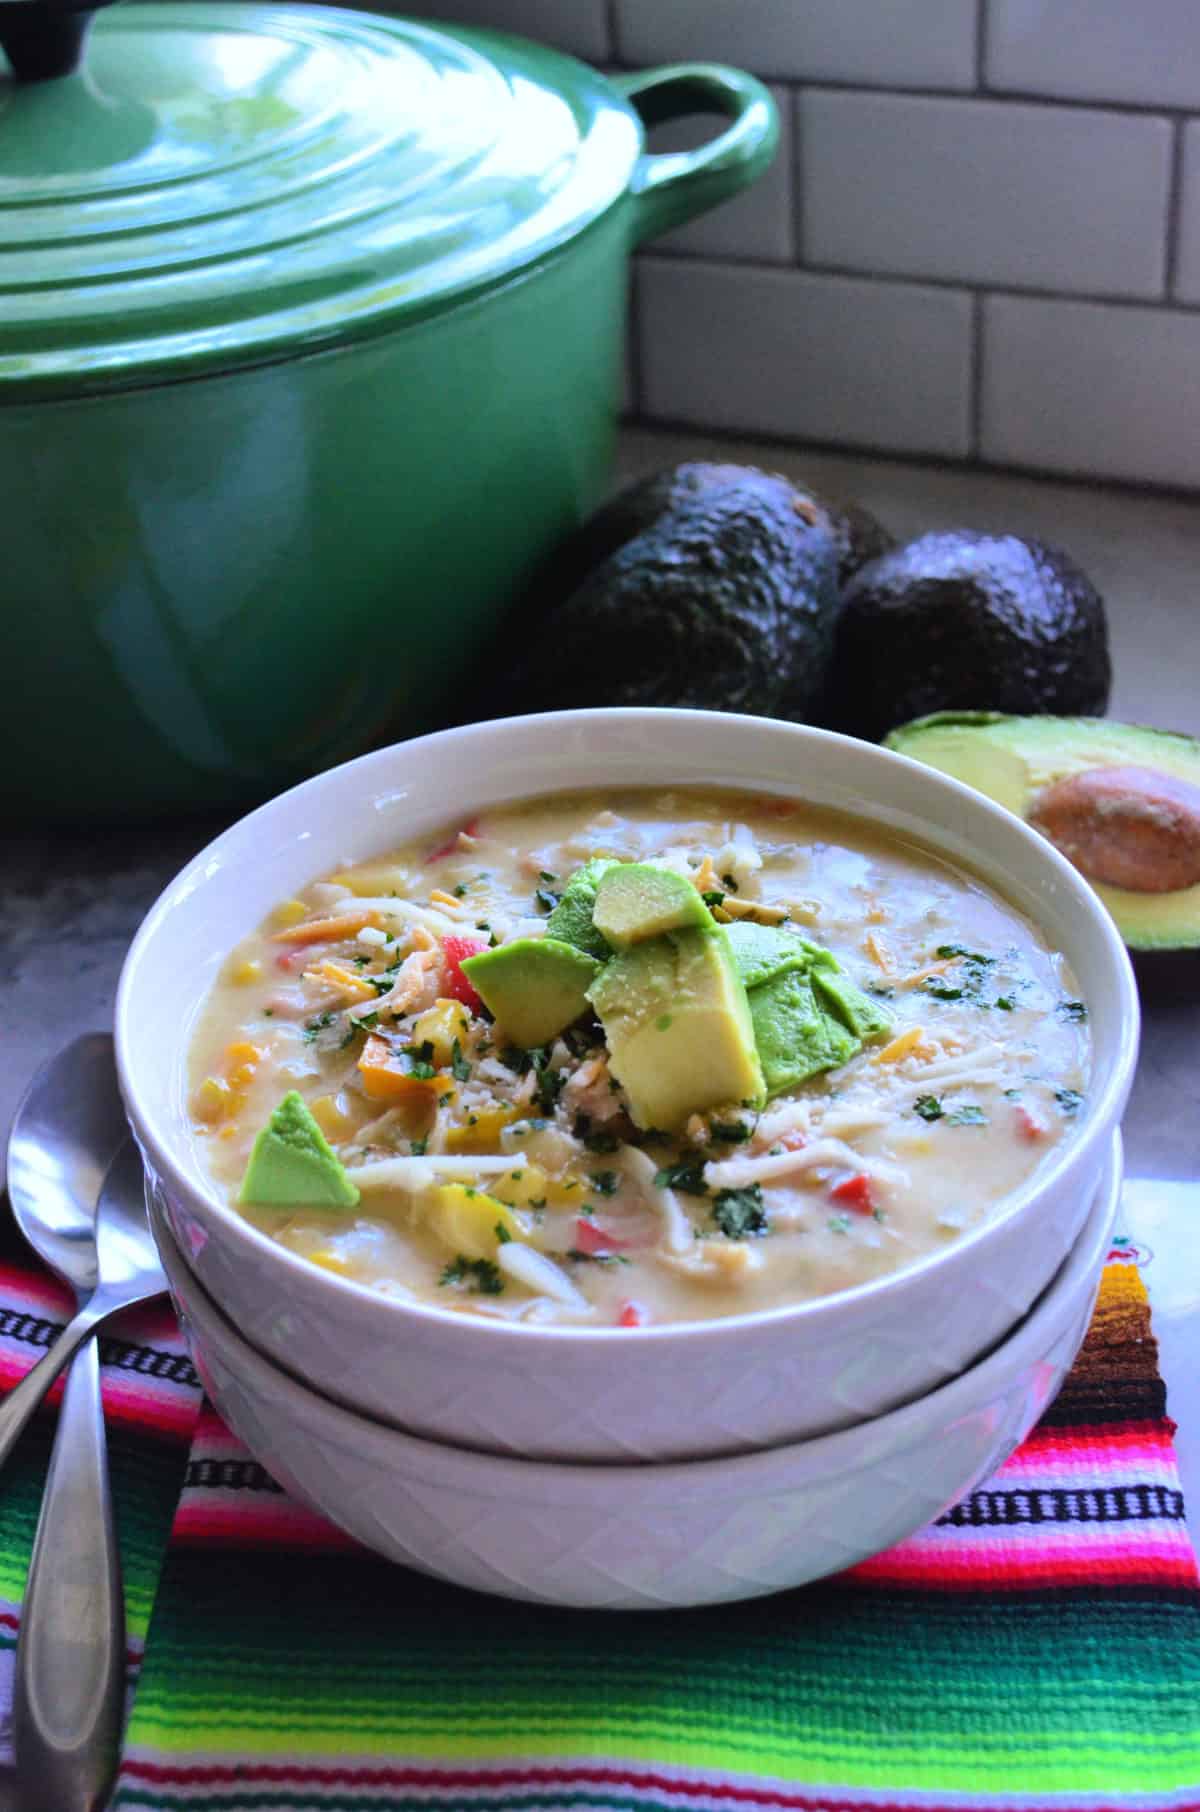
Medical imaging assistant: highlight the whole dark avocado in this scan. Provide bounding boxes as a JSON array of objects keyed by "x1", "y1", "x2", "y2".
[
  {"x1": 825, "y1": 531, "x2": 1110, "y2": 743},
  {"x1": 525, "y1": 461, "x2": 893, "y2": 610},
  {"x1": 493, "y1": 466, "x2": 842, "y2": 720}
]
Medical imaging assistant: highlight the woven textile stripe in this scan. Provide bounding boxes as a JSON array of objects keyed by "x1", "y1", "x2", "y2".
[{"x1": 107, "y1": 1263, "x2": 1200, "y2": 1812}]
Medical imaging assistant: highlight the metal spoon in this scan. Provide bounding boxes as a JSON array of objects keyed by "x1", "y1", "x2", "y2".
[{"x1": 5, "y1": 1034, "x2": 168, "y2": 1812}]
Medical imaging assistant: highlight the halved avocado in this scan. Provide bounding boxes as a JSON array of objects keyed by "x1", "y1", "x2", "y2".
[{"x1": 886, "y1": 713, "x2": 1200, "y2": 958}]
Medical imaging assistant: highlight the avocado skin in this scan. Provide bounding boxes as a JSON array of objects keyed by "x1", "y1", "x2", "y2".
[
  {"x1": 495, "y1": 467, "x2": 841, "y2": 720},
  {"x1": 826, "y1": 531, "x2": 1111, "y2": 743},
  {"x1": 525, "y1": 462, "x2": 893, "y2": 606}
]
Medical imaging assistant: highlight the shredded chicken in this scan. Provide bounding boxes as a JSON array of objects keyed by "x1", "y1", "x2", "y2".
[
  {"x1": 704, "y1": 1138, "x2": 907, "y2": 1192},
  {"x1": 621, "y1": 1146, "x2": 694, "y2": 1253}
]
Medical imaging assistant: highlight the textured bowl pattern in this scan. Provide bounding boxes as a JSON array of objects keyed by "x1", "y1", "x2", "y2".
[{"x1": 151, "y1": 1134, "x2": 1121, "y2": 1611}]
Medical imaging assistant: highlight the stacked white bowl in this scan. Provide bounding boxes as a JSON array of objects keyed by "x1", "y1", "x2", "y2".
[{"x1": 117, "y1": 711, "x2": 1139, "y2": 1610}]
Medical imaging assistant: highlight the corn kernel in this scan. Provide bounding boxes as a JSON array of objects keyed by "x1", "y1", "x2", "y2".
[
  {"x1": 229, "y1": 958, "x2": 262, "y2": 985},
  {"x1": 310, "y1": 1092, "x2": 361, "y2": 1140},
  {"x1": 217, "y1": 1122, "x2": 242, "y2": 1141},
  {"x1": 228, "y1": 1063, "x2": 258, "y2": 1090},
  {"x1": 273, "y1": 899, "x2": 309, "y2": 928},
  {"x1": 443, "y1": 1106, "x2": 518, "y2": 1153},
  {"x1": 194, "y1": 1077, "x2": 231, "y2": 1123},
  {"x1": 225, "y1": 1041, "x2": 262, "y2": 1069}
]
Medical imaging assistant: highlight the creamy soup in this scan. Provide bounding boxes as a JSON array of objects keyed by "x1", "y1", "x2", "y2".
[{"x1": 188, "y1": 789, "x2": 1090, "y2": 1327}]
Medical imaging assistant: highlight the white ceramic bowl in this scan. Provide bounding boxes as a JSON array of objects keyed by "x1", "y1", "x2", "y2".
[
  {"x1": 151, "y1": 1132, "x2": 1121, "y2": 1611},
  {"x1": 117, "y1": 710, "x2": 1139, "y2": 1462}
]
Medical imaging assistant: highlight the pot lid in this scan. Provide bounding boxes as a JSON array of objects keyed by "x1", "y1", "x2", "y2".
[{"x1": 0, "y1": 2, "x2": 643, "y2": 395}]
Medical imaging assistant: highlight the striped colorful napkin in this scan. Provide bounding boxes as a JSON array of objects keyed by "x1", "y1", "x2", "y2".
[{"x1": 0, "y1": 1215, "x2": 1197, "y2": 1812}]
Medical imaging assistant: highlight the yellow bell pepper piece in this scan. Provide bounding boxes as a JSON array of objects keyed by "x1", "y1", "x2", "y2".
[
  {"x1": 443, "y1": 1105, "x2": 519, "y2": 1153},
  {"x1": 490, "y1": 1163, "x2": 585, "y2": 1211},
  {"x1": 410, "y1": 999, "x2": 471, "y2": 1069},
  {"x1": 309, "y1": 1092, "x2": 366, "y2": 1141},
  {"x1": 228, "y1": 958, "x2": 262, "y2": 985},
  {"x1": 426, "y1": 1184, "x2": 529, "y2": 1260}
]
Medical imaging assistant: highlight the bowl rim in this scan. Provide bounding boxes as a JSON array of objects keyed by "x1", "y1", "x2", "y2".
[
  {"x1": 117, "y1": 706, "x2": 1140, "y2": 1350},
  {"x1": 155, "y1": 1128, "x2": 1121, "y2": 1486}
]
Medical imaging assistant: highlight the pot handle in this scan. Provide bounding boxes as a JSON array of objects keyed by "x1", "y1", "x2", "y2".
[{"x1": 614, "y1": 64, "x2": 779, "y2": 246}]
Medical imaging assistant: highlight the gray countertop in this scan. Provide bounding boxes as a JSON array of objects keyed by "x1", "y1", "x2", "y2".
[{"x1": 2, "y1": 424, "x2": 1197, "y2": 1528}]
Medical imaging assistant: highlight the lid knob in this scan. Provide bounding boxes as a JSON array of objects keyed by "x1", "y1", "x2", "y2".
[{"x1": 0, "y1": 0, "x2": 112, "y2": 82}]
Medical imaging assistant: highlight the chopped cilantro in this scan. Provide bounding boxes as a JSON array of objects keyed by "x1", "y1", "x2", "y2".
[
  {"x1": 439, "y1": 1256, "x2": 504, "y2": 1295},
  {"x1": 408, "y1": 1061, "x2": 436, "y2": 1081},
  {"x1": 589, "y1": 1170, "x2": 619, "y2": 1196},
  {"x1": 262, "y1": 1007, "x2": 274, "y2": 1018},
  {"x1": 654, "y1": 1160, "x2": 708, "y2": 1195},
  {"x1": 585, "y1": 1129, "x2": 620, "y2": 1154},
  {"x1": 923, "y1": 981, "x2": 964, "y2": 1001},
  {"x1": 947, "y1": 1104, "x2": 987, "y2": 1126},
  {"x1": 701, "y1": 890, "x2": 726, "y2": 908},
  {"x1": 710, "y1": 1119, "x2": 751, "y2": 1144},
  {"x1": 828, "y1": 1212, "x2": 852, "y2": 1235},
  {"x1": 1054, "y1": 1088, "x2": 1084, "y2": 1116},
  {"x1": 914, "y1": 1094, "x2": 944, "y2": 1122},
  {"x1": 450, "y1": 1039, "x2": 471, "y2": 1083},
  {"x1": 994, "y1": 995, "x2": 1017, "y2": 1011},
  {"x1": 534, "y1": 888, "x2": 561, "y2": 914},
  {"x1": 937, "y1": 944, "x2": 995, "y2": 964},
  {"x1": 1057, "y1": 999, "x2": 1088, "y2": 1022},
  {"x1": 410, "y1": 1138, "x2": 428, "y2": 1156},
  {"x1": 303, "y1": 1011, "x2": 335, "y2": 1042},
  {"x1": 567, "y1": 1250, "x2": 630, "y2": 1268},
  {"x1": 712, "y1": 1184, "x2": 767, "y2": 1239},
  {"x1": 494, "y1": 1222, "x2": 513, "y2": 1245},
  {"x1": 538, "y1": 870, "x2": 557, "y2": 884},
  {"x1": 721, "y1": 873, "x2": 739, "y2": 893},
  {"x1": 452, "y1": 882, "x2": 468, "y2": 898}
]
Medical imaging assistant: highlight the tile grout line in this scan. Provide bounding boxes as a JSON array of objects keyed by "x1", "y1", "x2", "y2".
[
  {"x1": 636, "y1": 245, "x2": 1200, "y2": 319},
  {"x1": 968, "y1": 290, "x2": 985, "y2": 461},
  {"x1": 1164, "y1": 118, "x2": 1187, "y2": 301}
]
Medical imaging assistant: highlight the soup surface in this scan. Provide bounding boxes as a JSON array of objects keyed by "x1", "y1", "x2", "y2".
[{"x1": 188, "y1": 788, "x2": 1091, "y2": 1327}]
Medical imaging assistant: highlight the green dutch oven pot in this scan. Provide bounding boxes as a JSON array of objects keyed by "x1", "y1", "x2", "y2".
[{"x1": 0, "y1": 0, "x2": 776, "y2": 822}]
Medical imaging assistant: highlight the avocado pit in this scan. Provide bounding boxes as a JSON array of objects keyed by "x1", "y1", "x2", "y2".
[{"x1": 1028, "y1": 765, "x2": 1200, "y2": 893}]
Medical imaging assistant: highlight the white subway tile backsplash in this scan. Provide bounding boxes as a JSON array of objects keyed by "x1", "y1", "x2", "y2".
[
  {"x1": 615, "y1": 0, "x2": 976, "y2": 92},
  {"x1": 800, "y1": 91, "x2": 1171, "y2": 299},
  {"x1": 1172, "y1": 124, "x2": 1200, "y2": 303},
  {"x1": 637, "y1": 259, "x2": 972, "y2": 456},
  {"x1": 981, "y1": 295, "x2": 1200, "y2": 488},
  {"x1": 988, "y1": 0, "x2": 1200, "y2": 110},
  {"x1": 407, "y1": 0, "x2": 609, "y2": 61},
  {"x1": 642, "y1": 87, "x2": 794, "y2": 263}
]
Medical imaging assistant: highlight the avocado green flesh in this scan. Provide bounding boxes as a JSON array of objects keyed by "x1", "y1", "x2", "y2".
[
  {"x1": 723, "y1": 922, "x2": 891, "y2": 1097},
  {"x1": 750, "y1": 969, "x2": 858, "y2": 1095},
  {"x1": 239, "y1": 1091, "x2": 359, "y2": 1210},
  {"x1": 592, "y1": 862, "x2": 713, "y2": 947},
  {"x1": 543, "y1": 858, "x2": 619, "y2": 960},
  {"x1": 460, "y1": 937, "x2": 601, "y2": 1048},
  {"x1": 887, "y1": 712, "x2": 1200, "y2": 953},
  {"x1": 587, "y1": 927, "x2": 764, "y2": 1132}
]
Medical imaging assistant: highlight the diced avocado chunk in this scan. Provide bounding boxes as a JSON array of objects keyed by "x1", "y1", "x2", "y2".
[
  {"x1": 239, "y1": 1091, "x2": 359, "y2": 1209},
  {"x1": 544, "y1": 858, "x2": 621, "y2": 959},
  {"x1": 811, "y1": 966, "x2": 893, "y2": 1042},
  {"x1": 592, "y1": 862, "x2": 714, "y2": 948},
  {"x1": 724, "y1": 920, "x2": 810, "y2": 990},
  {"x1": 749, "y1": 969, "x2": 859, "y2": 1097},
  {"x1": 460, "y1": 937, "x2": 600, "y2": 1048},
  {"x1": 587, "y1": 926, "x2": 765, "y2": 1132}
]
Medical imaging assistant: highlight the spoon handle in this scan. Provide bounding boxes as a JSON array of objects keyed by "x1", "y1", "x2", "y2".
[
  {"x1": 0, "y1": 1300, "x2": 108, "y2": 1474},
  {"x1": 13, "y1": 1338, "x2": 124, "y2": 1812}
]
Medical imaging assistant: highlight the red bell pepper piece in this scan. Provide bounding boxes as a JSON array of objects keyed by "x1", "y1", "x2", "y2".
[
  {"x1": 573, "y1": 1218, "x2": 632, "y2": 1257},
  {"x1": 426, "y1": 817, "x2": 480, "y2": 863},
  {"x1": 830, "y1": 1172, "x2": 875, "y2": 1214},
  {"x1": 617, "y1": 1300, "x2": 646, "y2": 1328},
  {"x1": 1014, "y1": 1105, "x2": 1046, "y2": 1142},
  {"x1": 441, "y1": 934, "x2": 488, "y2": 1011}
]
